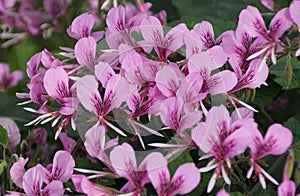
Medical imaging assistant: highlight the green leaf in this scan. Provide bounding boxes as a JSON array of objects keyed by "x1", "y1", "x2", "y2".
[
  {"x1": 168, "y1": 151, "x2": 193, "y2": 175},
  {"x1": 0, "y1": 125, "x2": 8, "y2": 148},
  {"x1": 270, "y1": 56, "x2": 300, "y2": 89},
  {"x1": 171, "y1": 0, "x2": 265, "y2": 22},
  {"x1": 284, "y1": 117, "x2": 300, "y2": 142}
]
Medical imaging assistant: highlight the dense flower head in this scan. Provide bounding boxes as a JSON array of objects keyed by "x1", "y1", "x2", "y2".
[{"x1": 2, "y1": 0, "x2": 300, "y2": 195}]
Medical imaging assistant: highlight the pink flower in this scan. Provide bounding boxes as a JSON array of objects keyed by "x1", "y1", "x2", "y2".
[
  {"x1": 0, "y1": 63, "x2": 23, "y2": 91},
  {"x1": 239, "y1": 6, "x2": 293, "y2": 66},
  {"x1": 67, "y1": 12, "x2": 104, "y2": 41},
  {"x1": 110, "y1": 143, "x2": 150, "y2": 194},
  {"x1": 192, "y1": 105, "x2": 256, "y2": 192},
  {"x1": 247, "y1": 124, "x2": 293, "y2": 189},
  {"x1": 47, "y1": 150, "x2": 75, "y2": 183},
  {"x1": 23, "y1": 164, "x2": 64, "y2": 196},
  {"x1": 76, "y1": 74, "x2": 129, "y2": 136},
  {"x1": 140, "y1": 16, "x2": 188, "y2": 61},
  {"x1": 184, "y1": 21, "x2": 228, "y2": 66},
  {"x1": 188, "y1": 51, "x2": 237, "y2": 96},
  {"x1": 0, "y1": 118, "x2": 20, "y2": 152},
  {"x1": 10, "y1": 157, "x2": 29, "y2": 188},
  {"x1": 146, "y1": 152, "x2": 200, "y2": 196}
]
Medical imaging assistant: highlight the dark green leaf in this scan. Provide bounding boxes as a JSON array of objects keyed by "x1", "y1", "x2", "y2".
[{"x1": 0, "y1": 125, "x2": 8, "y2": 148}]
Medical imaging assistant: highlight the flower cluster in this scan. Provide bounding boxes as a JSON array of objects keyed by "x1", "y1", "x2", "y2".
[{"x1": 1, "y1": 0, "x2": 299, "y2": 195}]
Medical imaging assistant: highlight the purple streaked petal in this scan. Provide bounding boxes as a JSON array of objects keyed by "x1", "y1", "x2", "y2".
[
  {"x1": 10, "y1": 157, "x2": 29, "y2": 188},
  {"x1": 269, "y1": 8, "x2": 293, "y2": 39},
  {"x1": 76, "y1": 75, "x2": 102, "y2": 114},
  {"x1": 146, "y1": 152, "x2": 170, "y2": 195},
  {"x1": 170, "y1": 163, "x2": 200, "y2": 195},
  {"x1": 74, "y1": 36, "x2": 96, "y2": 69},
  {"x1": 43, "y1": 67, "x2": 69, "y2": 100}
]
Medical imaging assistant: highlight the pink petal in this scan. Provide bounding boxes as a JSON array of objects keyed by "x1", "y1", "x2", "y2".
[
  {"x1": 50, "y1": 150, "x2": 75, "y2": 182},
  {"x1": 278, "y1": 180, "x2": 296, "y2": 196},
  {"x1": 290, "y1": 0, "x2": 300, "y2": 32},
  {"x1": 8, "y1": 70, "x2": 23, "y2": 88},
  {"x1": 193, "y1": 21, "x2": 215, "y2": 49},
  {"x1": 184, "y1": 30, "x2": 203, "y2": 58},
  {"x1": 165, "y1": 23, "x2": 188, "y2": 54},
  {"x1": 0, "y1": 118, "x2": 20, "y2": 151},
  {"x1": 160, "y1": 97, "x2": 183, "y2": 130},
  {"x1": 155, "y1": 66, "x2": 181, "y2": 97},
  {"x1": 22, "y1": 164, "x2": 48, "y2": 195},
  {"x1": 72, "y1": 174, "x2": 115, "y2": 195},
  {"x1": 44, "y1": 67, "x2": 69, "y2": 100},
  {"x1": 106, "y1": 6, "x2": 126, "y2": 33},
  {"x1": 94, "y1": 62, "x2": 115, "y2": 88},
  {"x1": 208, "y1": 70, "x2": 237, "y2": 95},
  {"x1": 170, "y1": 162, "x2": 201, "y2": 195},
  {"x1": 42, "y1": 180, "x2": 64, "y2": 196},
  {"x1": 269, "y1": 8, "x2": 293, "y2": 39},
  {"x1": 76, "y1": 75, "x2": 101, "y2": 114},
  {"x1": 260, "y1": 0, "x2": 274, "y2": 11},
  {"x1": 216, "y1": 188, "x2": 230, "y2": 196},
  {"x1": 238, "y1": 6, "x2": 267, "y2": 38},
  {"x1": 188, "y1": 52, "x2": 214, "y2": 75},
  {"x1": 207, "y1": 46, "x2": 228, "y2": 68},
  {"x1": 140, "y1": 16, "x2": 164, "y2": 46},
  {"x1": 110, "y1": 143, "x2": 137, "y2": 180},
  {"x1": 74, "y1": 36, "x2": 96, "y2": 69},
  {"x1": 67, "y1": 13, "x2": 95, "y2": 40},
  {"x1": 84, "y1": 125, "x2": 106, "y2": 158},
  {"x1": 10, "y1": 157, "x2": 29, "y2": 188},
  {"x1": 223, "y1": 122, "x2": 252, "y2": 159},
  {"x1": 146, "y1": 152, "x2": 170, "y2": 195},
  {"x1": 104, "y1": 75, "x2": 129, "y2": 111},
  {"x1": 178, "y1": 111, "x2": 202, "y2": 133},
  {"x1": 264, "y1": 124, "x2": 293, "y2": 156},
  {"x1": 59, "y1": 132, "x2": 76, "y2": 153}
]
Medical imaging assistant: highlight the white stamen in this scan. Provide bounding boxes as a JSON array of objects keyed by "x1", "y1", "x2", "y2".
[
  {"x1": 271, "y1": 46, "x2": 276, "y2": 65},
  {"x1": 24, "y1": 113, "x2": 52, "y2": 126},
  {"x1": 230, "y1": 96, "x2": 258, "y2": 113},
  {"x1": 200, "y1": 101, "x2": 208, "y2": 116},
  {"x1": 247, "y1": 46, "x2": 268, "y2": 61},
  {"x1": 226, "y1": 158, "x2": 231, "y2": 168},
  {"x1": 260, "y1": 166, "x2": 279, "y2": 185},
  {"x1": 148, "y1": 143, "x2": 185, "y2": 148},
  {"x1": 54, "y1": 126, "x2": 62, "y2": 140},
  {"x1": 52, "y1": 116, "x2": 61, "y2": 127},
  {"x1": 132, "y1": 120, "x2": 164, "y2": 137},
  {"x1": 104, "y1": 119, "x2": 127, "y2": 137},
  {"x1": 247, "y1": 165, "x2": 254, "y2": 179},
  {"x1": 41, "y1": 116, "x2": 55, "y2": 124},
  {"x1": 137, "y1": 133, "x2": 145, "y2": 150},
  {"x1": 207, "y1": 172, "x2": 217, "y2": 193},
  {"x1": 221, "y1": 165, "x2": 231, "y2": 185},
  {"x1": 199, "y1": 163, "x2": 218, "y2": 173},
  {"x1": 258, "y1": 173, "x2": 266, "y2": 189},
  {"x1": 199, "y1": 154, "x2": 213, "y2": 161},
  {"x1": 23, "y1": 107, "x2": 39, "y2": 113},
  {"x1": 17, "y1": 100, "x2": 32, "y2": 106}
]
